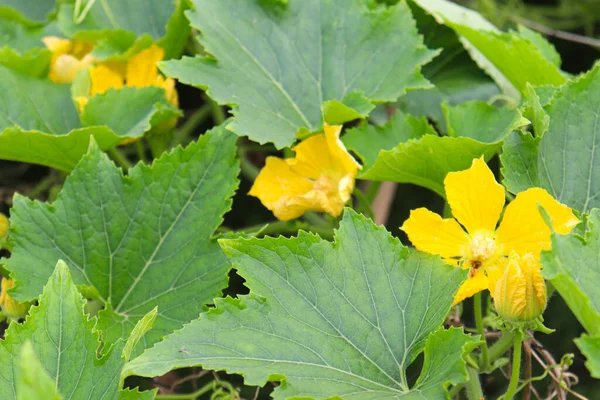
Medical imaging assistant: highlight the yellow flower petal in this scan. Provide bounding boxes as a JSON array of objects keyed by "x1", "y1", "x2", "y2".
[
  {"x1": 90, "y1": 65, "x2": 124, "y2": 96},
  {"x1": 493, "y1": 252, "x2": 547, "y2": 322},
  {"x1": 401, "y1": 208, "x2": 469, "y2": 259},
  {"x1": 444, "y1": 158, "x2": 505, "y2": 234},
  {"x1": 126, "y1": 44, "x2": 164, "y2": 88},
  {"x1": 42, "y1": 36, "x2": 71, "y2": 54},
  {"x1": 249, "y1": 157, "x2": 314, "y2": 220},
  {"x1": 156, "y1": 75, "x2": 179, "y2": 108},
  {"x1": 0, "y1": 278, "x2": 29, "y2": 319},
  {"x1": 453, "y1": 268, "x2": 489, "y2": 305},
  {"x1": 0, "y1": 213, "x2": 8, "y2": 240},
  {"x1": 496, "y1": 188, "x2": 579, "y2": 258},
  {"x1": 43, "y1": 37, "x2": 95, "y2": 83}
]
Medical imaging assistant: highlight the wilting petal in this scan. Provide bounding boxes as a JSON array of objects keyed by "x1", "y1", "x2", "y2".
[
  {"x1": 453, "y1": 268, "x2": 489, "y2": 305},
  {"x1": 445, "y1": 158, "x2": 505, "y2": 234},
  {"x1": 401, "y1": 208, "x2": 469, "y2": 259},
  {"x1": 90, "y1": 65, "x2": 124, "y2": 96},
  {"x1": 496, "y1": 188, "x2": 579, "y2": 257},
  {"x1": 249, "y1": 157, "x2": 314, "y2": 221},
  {"x1": 127, "y1": 44, "x2": 164, "y2": 88}
]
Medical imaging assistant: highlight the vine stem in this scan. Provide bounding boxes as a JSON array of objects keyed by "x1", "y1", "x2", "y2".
[
  {"x1": 474, "y1": 292, "x2": 489, "y2": 370},
  {"x1": 504, "y1": 332, "x2": 524, "y2": 400}
]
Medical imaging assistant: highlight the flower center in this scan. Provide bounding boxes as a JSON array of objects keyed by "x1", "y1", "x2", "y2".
[{"x1": 466, "y1": 233, "x2": 500, "y2": 273}]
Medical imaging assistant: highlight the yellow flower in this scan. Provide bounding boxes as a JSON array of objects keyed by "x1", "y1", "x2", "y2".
[
  {"x1": 0, "y1": 213, "x2": 7, "y2": 240},
  {"x1": 250, "y1": 124, "x2": 362, "y2": 221},
  {"x1": 494, "y1": 252, "x2": 547, "y2": 323},
  {"x1": 401, "y1": 158, "x2": 579, "y2": 305},
  {"x1": 0, "y1": 278, "x2": 29, "y2": 319},
  {"x1": 76, "y1": 44, "x2": 178, "y2": 110},
  {"x1": 42, "y1": 36, "x2": 95, "y2": 83}
]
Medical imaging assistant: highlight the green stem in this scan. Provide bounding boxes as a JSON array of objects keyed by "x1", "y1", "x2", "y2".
[
  {"x1": 27, "y1": 174, "x2": 56, "y2": 199},
  {"x1": 353, "y1": 187, "x2": 375, "y2": 220},
  {"x1": 474, "y1": 293, "x2": 489, "y2": 371},
  {"x1": 155, "y1": 382, "x2": 216, "y2": 400},
  {"x1": 172, "y1": 105, "x2": 212, "y2": 147},
  {"x1": 488, "y1": 331, "x2": 515, "y2": 362},
  {"x1": 107, "y1": 147, "x2": 132, "y2": 171},
  {"x1": 136, "y1": 140, "x2": 148, "y2": 164},
  {"x1": 238, "y1": 146, "x2": 260, "y2": 182},
  {"x1": 204, "y1": 94, "x2": 226, "y2": 125},
  {"x1": 236, "y1": 220, "x2": 334, "y2": 239},
  {"x1": 465, "y1": 366, "x2": 484, "y2": 400},
  {"x1": 302, "y1": 211, "x2": 331, "y2": 228},
  {"x1": 504, "y1": 332, "x2": 524, "y2": 400}
]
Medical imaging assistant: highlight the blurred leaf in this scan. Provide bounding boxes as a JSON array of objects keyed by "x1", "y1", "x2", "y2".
[
  {"x1": 125, "y1": 210, "x2": 478, "y2": 399},
  {"x1": 412, "y1": 0, "x2": 566, "y2": 100},
  {"x1": 0, "y1": 0, "x2": 56, "y2": 25},
  {"x1": 542, "y1": 209, "x2": 600, "y2": 378},
  {"x1": 161, "y1": 0, "x2": 438, "y2": 148},
  {"x1": 501, "y1": 64, "x2": 600, "y2": 213},
  {"x1": 4, "y1": 125, "x2": 239, "y2": 353},
  {"x1": 0, "y1": 262, "x2": 155, "y2": 399},
  {"x1": 16, "y1": 342, "x2": 61, "y2": 400},
  {"x1": 57, "y1": 0, "x2": 189, "y2": 59},
  {"x1": 517, "y1": 25, "x2": 561, "y2": 67}
]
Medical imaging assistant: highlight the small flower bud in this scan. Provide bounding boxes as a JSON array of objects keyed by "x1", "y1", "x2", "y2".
[
  {"x1": 494, "y1": 252, "x2": 547, "y2": 324},
  {"x1": 0, "y1": 278, "x2": 30, "y2": 320}
]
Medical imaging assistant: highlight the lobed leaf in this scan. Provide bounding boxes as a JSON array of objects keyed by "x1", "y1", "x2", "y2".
[
  {"x1": 5, "y1": 124, "x2": 239, "y2": 352},
  {"x1": 0, "y1": 261, "x2": 155, "y2": 399},
  {"x1": 161, "y1": 0, "x2": 438, "y2": 148},
  {"x1": 542, "y1": 209, "x2": 600, "y2": 378},
  {"x1": 125, "y1": 210, "x2": 478, "y2": 399},
  {"x1": 501, "y1": 63, "x2": 600, "y2": 213}
]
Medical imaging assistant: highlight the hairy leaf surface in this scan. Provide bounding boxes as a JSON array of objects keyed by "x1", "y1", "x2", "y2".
[
  {"x1": 126, "y1": 210, "x2": 478, "y2": 399},
  {"x1": 0, "y1": 262, "x2": 155, "y2": 399},
  {"x1": 5, "y1": 125, "x2": 239, "y2": 350},
  {"x1": 161, "y1": 0, "x2": 437, "y2": 148},
  {"x1": 542, "y1": 209, "x2": 600, "y2": 378},
  {"x1": 501, "y1": 64, "x2": 600, "y2": 213}
]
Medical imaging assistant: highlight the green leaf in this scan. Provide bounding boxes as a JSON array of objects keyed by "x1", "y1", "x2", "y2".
[
  {"x1": 343, "y1": 107, "x2": 516, "y2": 197},
  {"x1": 0, "y1": 0, "x2": 56, "y2": 25},
  {"x1": 397, "y1": 3, "x2": 499, "y2": 130},
  {"x1": 80, "y1": 86, "x2": 181, "y2": 138},
  {"x1": 412, "y1": 0, "x2": 566, "y2": 100},
  {"x1": 542, "y1": 209, "x2": 600, "y2": 378},
  {"x1": 501, "y1": 63, "x2": 600, "y2": 213},
  {"x1": 161, "y1": 0, "x2": 438, "y2": 148},
  {"x1": 0, "y1": 66, "x2": 174, "y2": 170},
  {"x1": 5, "y1": 124, "x2": 239, "y2": 352},
  {"x1": 574, "y1": 335, "x2": 600, "y2": 379},
  {"x1": 125, "y1": 210, "x2": 478, "y2": 399},
  {"x1": 57, "y1": 0, "x2": 189, "y2": 59},
  {"x1": 516, "y1": 25, "x2": 561, "y2": 67},
  {"x1": 442, "y1": 100, "x2": 529, "y2": 143},
  {"x1": 16, "y1": 342, "x2": 62, "y2": 400},
  {"x1": 0, "y1": 261, "x2": 154, "y2": 399}
]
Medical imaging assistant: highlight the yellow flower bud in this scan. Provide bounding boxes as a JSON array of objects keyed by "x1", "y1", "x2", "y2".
[
  {"x1": 493, "y1": 252, "x2": 547, "y2": 324},
  {"x1": 0, "y1": 213, "x2": 7, "y2": 240},
  {"x1": 0, "y1": 278, "x2": 30, "y2": 319}
]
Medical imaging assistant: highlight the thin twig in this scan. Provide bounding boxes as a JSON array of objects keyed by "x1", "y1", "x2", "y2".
[
  {"x1": 170, "y1": 370, "x2": 210, "y2": 391},
  {"x1": 511, "y1": 16, "x2": 600, "y2": 49}
]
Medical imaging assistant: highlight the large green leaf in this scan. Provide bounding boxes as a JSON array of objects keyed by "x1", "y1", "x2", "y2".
[
  {"x1": 125, "y1": 210, "x2": 478, "y2": 399},
  {"x1": 0, "y1": 66, "x2": 176, "y2": 170},
  {"x1": 501, "y1": 64, "x2": 600, "y2": 214},
  {"x1": 412, "y1": 0, "x2": 565, "y2": 100},
  {"x1": 57, "y1": 0, "x2": 190, "y2": 60},
  {"x1": 542, "y1": 209, "x2": 600, "y2": 378},
  {"x1": 161, "y1": 0, "x2": 437, "y2": 148},
  {"x1": 4, "y1": 125, "x2": 239, "y2": 350},
  {"x1": 398, "y1": 2, "x2": 499, "y2": 127},
  {"x1": 0, "y1": 261, "x2": 155, "y2": 399},
  {"x1": 344, "y1": 105, "x2": 524, "y2": 196}
]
